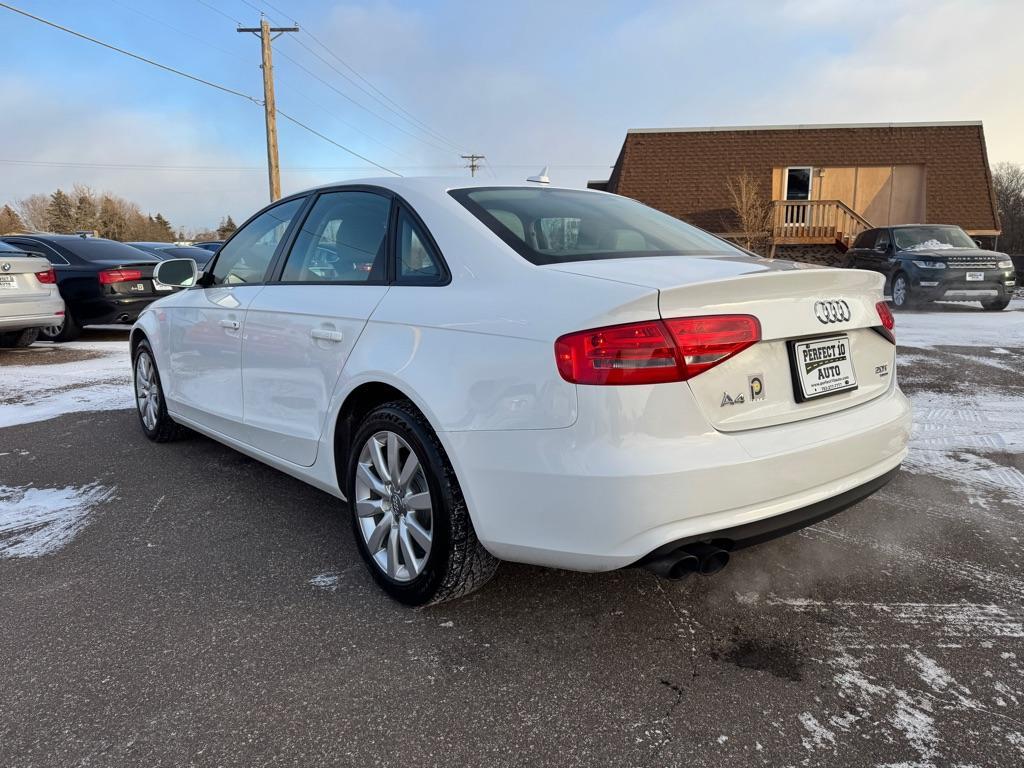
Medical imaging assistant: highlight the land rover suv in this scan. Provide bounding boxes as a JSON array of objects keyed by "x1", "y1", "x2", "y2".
[{"x1": 845, "y1": 224, "x2": 1016, "y2": 310}]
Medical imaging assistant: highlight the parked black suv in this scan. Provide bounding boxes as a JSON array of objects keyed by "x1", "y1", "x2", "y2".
[{"x1": 845, "y1": 224, "x2": 1017, "y2": 311}]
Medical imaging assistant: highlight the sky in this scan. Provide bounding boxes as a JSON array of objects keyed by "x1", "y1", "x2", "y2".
[{"x1": 0, "y1": 0, "x2": 1021, "y2": 231}]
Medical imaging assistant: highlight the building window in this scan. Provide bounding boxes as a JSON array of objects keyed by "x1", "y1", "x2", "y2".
[{"x1": 785, "y1": 167, "x2": 813, "y2": 201}]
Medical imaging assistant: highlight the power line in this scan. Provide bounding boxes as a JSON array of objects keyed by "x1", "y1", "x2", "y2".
[
  {"x1": 236, "y1": 0, "x2": 463, "y2": 154},
  {"x1": 0, "y1": 1, "x2": 260, "y2": 104},
  {"x1": 461, "y1": 154, "x2": 485, "y2": 177},
  {"x1": 0, "y1": 159, "x2": 460, "y2": 172},
  {"x1": 0, "y1": 1, "x2": 401, "y2": 177}
]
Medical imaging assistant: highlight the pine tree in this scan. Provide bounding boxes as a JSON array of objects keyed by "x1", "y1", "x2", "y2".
[
  {"x1": 46, "y1": 189, "x2": 75, "y2": 233},
  {"x1": 154, "y1": 213, "x2": 174, "y2": 241},
  {"x1": 73, "y1": 190, "x2": 98, "y2": 233},
  {"x1": 0, "y1": 204, "x2": 25, "y2": 234},
  {"x1": 216, "y1": 215, "x2": 237, "y2": 239}
]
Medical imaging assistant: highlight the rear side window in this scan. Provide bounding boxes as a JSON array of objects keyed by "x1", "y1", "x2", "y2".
[
  {"x1": 281, "y1": 191, "x2": 390, "y2": 283},
  {"x1": 874, "y1": 230, "x2": 891, "y2": 251},
  {"x1": 449, "y1": 187, "x2": 740, "y2": 266},
  {"x1": 5, "y1": 238, "x2": 70, "y2": 265},
  {"x1": 212, "y1": 197, "x2": 304, "y2": 285},
  {"x1": 396, "y1": 207, "x2": 444, "y2": 283}
]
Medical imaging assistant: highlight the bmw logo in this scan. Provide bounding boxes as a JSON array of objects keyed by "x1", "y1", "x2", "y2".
[{"x1": 1, "y1": 262, "x2": 10, "y2": 272}]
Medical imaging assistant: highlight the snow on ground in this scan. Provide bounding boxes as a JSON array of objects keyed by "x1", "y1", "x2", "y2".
[
  {"x1": 0, "y1": 341, "x2": 132, "y2": 428},
  {"x1": 0, "y1": 483, "x2": 114, "y2": 558},
  {"x1": 896, "y1": 299, "x2": 1024, "y2": 349}
]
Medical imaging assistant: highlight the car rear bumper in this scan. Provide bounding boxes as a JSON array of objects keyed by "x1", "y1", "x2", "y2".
[
  {"x1": 443, "y1": 382, "x2": 911, "y2": 572},
  {"x1": 74, "y1": 295, "x2": 156, "y2": 324},
  {"x1": 0, "y1": 301, "x2": 65, "y2": 331}
]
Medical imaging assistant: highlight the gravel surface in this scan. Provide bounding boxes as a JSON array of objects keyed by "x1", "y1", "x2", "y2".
[{"x1": 1, "y1": 310, "x2": 1022, "y2": 767}]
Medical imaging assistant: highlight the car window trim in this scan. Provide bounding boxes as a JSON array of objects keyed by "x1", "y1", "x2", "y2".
[
  {"x1": 5, "y1": 237, "x2": 72, "y2": 265},
  {"x1": 202, "y1": 193, "x2": 312, "y2": 288}
]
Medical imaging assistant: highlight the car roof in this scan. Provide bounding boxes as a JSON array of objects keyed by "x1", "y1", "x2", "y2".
[{"x1": 291, "y1": 176, "x2": 592, "y2": 198}]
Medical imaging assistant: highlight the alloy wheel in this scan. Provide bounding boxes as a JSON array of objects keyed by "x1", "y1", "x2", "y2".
[
  {"x1": 40, "y1": 319, "x2": 64, "y2": 338},
  {"x1": 354, "y1": 430, "x2": 433, "y2": 582},
  {"x1": 134, "y1": 351, "x2": 161, "y2": 431},
  {"x1": 892, "y1": 275, "x2": 908, "y2": 307}
]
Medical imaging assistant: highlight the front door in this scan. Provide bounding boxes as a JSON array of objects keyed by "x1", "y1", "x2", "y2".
[
  {"x1": 165, "y1": 197, "x2": 305, "y2": 437},
  {"x1": 240, "y1": 190, "x2": 393, "y2": 465}
]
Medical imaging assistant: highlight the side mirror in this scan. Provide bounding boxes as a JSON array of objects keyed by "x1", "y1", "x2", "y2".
[
  {"x1": 153, "y1": 258, "x2": 198, "y2": 289},
  {"x1": 973, "y1": 239, "x2": 983, "y2": 248}
]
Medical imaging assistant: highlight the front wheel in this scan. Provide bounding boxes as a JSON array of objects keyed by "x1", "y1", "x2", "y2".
[
  {"x1": 981, "y1": 295, "x2": 1011, "y2": 311},
  {"x1": 890, "y1": 273, "x2": 917, "y2": 310},
  {"x1": 345, "y1": 400, "x2": 497, "y2": 606},
  {"x1": 132, "y1": 341, "x2": 185, "y2": 442}
]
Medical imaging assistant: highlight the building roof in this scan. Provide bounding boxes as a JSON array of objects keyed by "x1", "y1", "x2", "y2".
[{"x1": 598, "y1": 121, "x2": 1000, "y2": 234}]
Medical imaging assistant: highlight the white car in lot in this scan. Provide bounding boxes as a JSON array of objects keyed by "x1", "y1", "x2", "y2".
[
  {"x1": 0, "y1": 241, "x2": 65, "y2": 348},
  {"x1": 132, "y1": 179, "x2": 911, "y2": 604}
]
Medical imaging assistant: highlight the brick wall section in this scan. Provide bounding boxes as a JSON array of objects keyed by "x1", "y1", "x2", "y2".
[{"x1": 607, "y1": 124, "x2": 1000, "y2": 234}]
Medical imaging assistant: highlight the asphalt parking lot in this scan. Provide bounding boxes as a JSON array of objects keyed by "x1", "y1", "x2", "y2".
[{"x1": 1, "y1": 303, "x2": 1023, "y2": 767}]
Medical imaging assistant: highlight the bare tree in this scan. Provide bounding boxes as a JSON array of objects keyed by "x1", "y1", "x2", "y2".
[
  {"x1": 993, "y1": 161, "x2": 1024, "y2": 255},
  {"x1": 16, "y1": 194, "x2": 50, "y2": 232},
  {"x1": 725, "y1": 171, "x2": 773, "y2": 254}
]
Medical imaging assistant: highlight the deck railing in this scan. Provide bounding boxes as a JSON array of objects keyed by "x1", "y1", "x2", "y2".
[{"x1": 770, "y1": 200, "x2": 871, "y2": 247}]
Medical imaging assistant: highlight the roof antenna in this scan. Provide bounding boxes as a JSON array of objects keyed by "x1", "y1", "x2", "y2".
[{"x1": 526, "y1": 166, "x2": 550, "y2": 184}]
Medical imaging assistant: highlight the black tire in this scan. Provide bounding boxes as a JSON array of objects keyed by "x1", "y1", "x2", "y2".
[
  {"x1": 132, "y1": 340, "x2": 185, "y2": 442},
  {"x1": 0, "y1": 327, "x2": 40, "y2": 348},
  {"x1": 981, "y1": 295, "x2": 1011, "y2": 311},
  {"x1": 344, "y1": 400, "x2": 498, "y2": 606},
  {"x1": 890, "y1": 272, "x2": 917, "y2": 310},
  {"x1": 39, "y1": 313, "x2": 80, "y2": 342}
]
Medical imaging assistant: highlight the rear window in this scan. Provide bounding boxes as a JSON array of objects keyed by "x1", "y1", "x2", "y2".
[
  {"x1": 449, "y1": 187, "x2": 740, "y2": 265},
  {"x1": 63, "y1": 238, "x2": 159, "y2": 263},
  {"x1": 0, "y1": 241, "x2": 21, "y2": 253}
]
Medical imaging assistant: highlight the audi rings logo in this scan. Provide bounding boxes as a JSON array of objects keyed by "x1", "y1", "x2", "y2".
[{"x1": 814, "y1": 299, "x2": 851, "y2": 324}]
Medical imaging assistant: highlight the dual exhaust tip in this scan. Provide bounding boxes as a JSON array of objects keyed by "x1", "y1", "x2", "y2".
[{"x1": 643, "y1": 542, "x2": 730, "y2": 581}]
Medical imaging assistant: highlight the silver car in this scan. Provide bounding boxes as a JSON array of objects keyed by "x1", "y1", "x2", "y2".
[{"x1": 0, "y1": 241, "x2": 65, "y2": 348}]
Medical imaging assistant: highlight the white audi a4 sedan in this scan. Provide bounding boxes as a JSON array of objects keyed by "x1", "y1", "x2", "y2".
[{"x1": 132, "y1": 178, "x2": 911, "y2": 605}]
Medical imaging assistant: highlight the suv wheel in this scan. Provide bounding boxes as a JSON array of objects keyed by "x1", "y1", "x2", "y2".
[
  {"x1": 981, "y1": 295, "x2": 1011, "y2": 311},
  {"x1": 0, "y1": 327, "x2": 40, "y2": 348},
  {"x1": 891, "y1": 273, "x2": 915, "y2": 309},
  {"x1": 345, "y1": 400, "x2": 498, "y2": 605}
]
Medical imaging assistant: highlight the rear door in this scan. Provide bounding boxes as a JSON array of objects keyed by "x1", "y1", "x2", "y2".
[
  {"x1": 164, "y1": 196, "x2": 306, "y2": 437},
  {"x1": 240, "y1": 189, "x2": 392, "y2": 465}
]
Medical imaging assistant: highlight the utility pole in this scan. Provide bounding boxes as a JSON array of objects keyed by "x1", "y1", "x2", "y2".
[
  {"x1": 461, "y1": 154, "x2": 485, "y2": 177},
  {"x1": 238, "y1": 19, "x2": 299, "y2": 202}
]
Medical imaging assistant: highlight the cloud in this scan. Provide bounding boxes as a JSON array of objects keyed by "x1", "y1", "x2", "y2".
[{"x1": 0, "y1": 76, "x2": 321, "y2": 231}]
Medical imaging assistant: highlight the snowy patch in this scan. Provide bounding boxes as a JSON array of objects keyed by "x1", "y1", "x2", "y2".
[
  {"x1": 896, "y1": 301, "x2": 1024, "y2": 349},
  {"x1": 798, "y1": 712, "x2": 836, "y2": 751},
  {"x1": 0, "y1": 342, "x2": 132, "y2": 428},
  {"x1": 309, "y1": 572, "x2": 341, "y2": 592},
  {"x1": 903, "y1": 390, "x2": 1024, "y2": 507},
  {"x1": 0, "y1": 483, "x2": 114, "y2": 558}
]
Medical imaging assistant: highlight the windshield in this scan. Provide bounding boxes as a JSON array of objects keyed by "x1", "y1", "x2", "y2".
[
  {"x1": 893, "y1": 226, "x2": 976, "y2": 251},
  {"x1": 450, "y1": 187, "x2": 741, "y2": 265}
]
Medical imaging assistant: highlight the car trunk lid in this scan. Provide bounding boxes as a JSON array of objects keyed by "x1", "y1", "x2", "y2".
[
  {"x1": 0, "y1": 255, "x2": 56, "y2": 314},
  {"x1": 546, "y1": 255, "x2": 896, "y2": 431}
]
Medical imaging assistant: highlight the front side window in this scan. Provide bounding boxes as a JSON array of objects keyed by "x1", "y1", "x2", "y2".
[
  {"x1": 281, "y1": 192, "x2": 390, "y2": 283},
  {"x1": 396, "y1": 208, "x2": 443, "y2": 282},
  {"x1": 450, "y1": 187, "x2": 741, "y2": 266},
  {"x1": 893, "y1": 226, "x2": 976, "y2": 251},
  {"x1": 212, "y1": 197, "x2": 304, "y2": 285},
  {"x1": 874, "y1": 230, "x2": 891, "y2": 251}
]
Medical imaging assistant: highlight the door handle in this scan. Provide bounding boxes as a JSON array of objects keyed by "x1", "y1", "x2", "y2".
[
  {"x1": 219, "y1": 319, "x2": 240, "y2": 330},
  {"x1": 311, "y1": 328, "x2": 344, "y2": 343}
]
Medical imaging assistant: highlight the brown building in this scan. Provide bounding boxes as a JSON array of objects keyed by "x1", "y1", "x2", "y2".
[{"x1": 590, "y1": 121, "x2": 1001, "y2": 264}]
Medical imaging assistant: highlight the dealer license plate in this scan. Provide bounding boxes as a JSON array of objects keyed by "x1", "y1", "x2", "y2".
[
  {"x1": 0, "y1": 275, "x2": 15, "y2": 289},
  {"x1": 966, "y1": 271, "x2": 984, "y2": 281},
  {"x1": 790, "y1": 335, "x2": 858, "y2": 402}
]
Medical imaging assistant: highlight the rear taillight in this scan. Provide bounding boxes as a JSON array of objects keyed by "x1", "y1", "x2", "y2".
[
  {"x1": 99, "y1": 268, "x2": 143, "y2": 285},
  {"x1": 35, "y1": 268, "x2": 57, "y2": 284},
  {"x1": 555, "y1": 314, "x2": 761, "y2": 385},
  {"x1": 875, "y1": 301, "x2": 895, "y2": 344}
]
